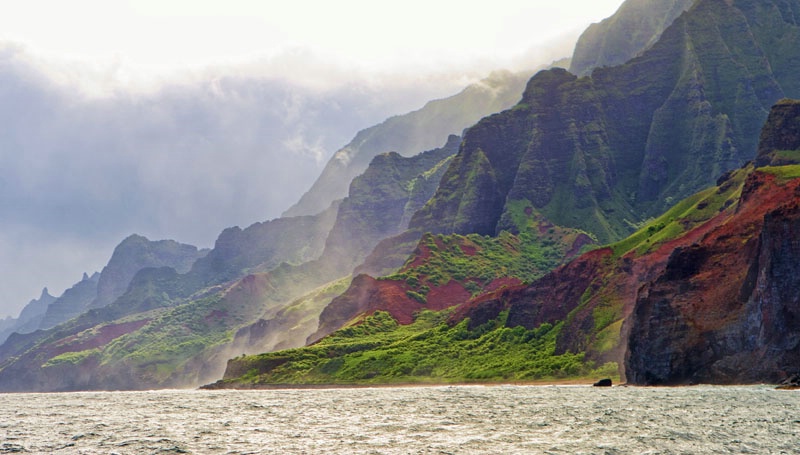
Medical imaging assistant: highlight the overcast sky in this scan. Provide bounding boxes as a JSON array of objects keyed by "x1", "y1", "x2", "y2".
[{"x1": 0, "y1": 0, "x2": 625, "y2": 318}]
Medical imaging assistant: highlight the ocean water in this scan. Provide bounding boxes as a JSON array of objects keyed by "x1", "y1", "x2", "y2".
[{"x1": 1, "y1": 385, "x2": 798, "y2": 454}]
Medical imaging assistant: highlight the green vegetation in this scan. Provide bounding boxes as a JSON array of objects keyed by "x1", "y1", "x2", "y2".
[
  {"x1": 609, "y1": 166, "x2": 749, "y2": 257},
  {"x1": 386, "y1": 205, "x2": 595, "y2": 297},
  {"x1": 97, "y1": 295, "x2": 234, "y2": 381},
  {"x1": 42, "y1": 348, "x2": 99, "y2": 368},
  {"x1": 386, "y1": 233, "x2": 530, "y2": 287},
  {"x1": 760, "y1": 163, "x2": 800, "y2": 181},
  {"x1": 220, "y1": 310, "x2": 619, "y2": 386}
]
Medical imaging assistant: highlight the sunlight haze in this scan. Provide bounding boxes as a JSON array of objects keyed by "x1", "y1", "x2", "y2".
[
  {"x1": 0, "y1": 0, "x2": 625, "y2": 317},
  {"x1": 0, "y1": 0, "x2": 625, "y2": 87}
]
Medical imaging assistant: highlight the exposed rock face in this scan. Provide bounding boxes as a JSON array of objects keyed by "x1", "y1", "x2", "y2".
[
  {"x1": 570, "y1": 0, "x2": 695, "y2": 76},
  {"x1": 452, "y1": 247, "x2": 611, "y2": 331},
  {"x1": 321, "y1": 135, "x2": 460, "y2": 268},
  {"x1": 625, "y1": 99, "x2": 800, "y2": 385},
  {"x1": 310, "y1": 275, "x2": 417, "y2": 342},
  {"x1": 626, "y1": 172, "x2": 800, "y2": 384},
  {"x1": 755, "y1": 99, "x2": 800, "y2": 166}
]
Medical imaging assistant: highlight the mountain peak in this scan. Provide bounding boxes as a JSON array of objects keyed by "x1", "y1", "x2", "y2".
[{"x1": 39, "y1": 287, "x2": 52, "y2": 299}]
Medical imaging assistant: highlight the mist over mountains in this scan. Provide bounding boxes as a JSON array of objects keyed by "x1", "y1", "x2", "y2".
[{"x1": 0, "y1": 42, "x2": 561, "y2": 318}]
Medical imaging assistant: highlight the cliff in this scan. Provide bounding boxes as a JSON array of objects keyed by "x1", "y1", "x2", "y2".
[
  {"x1": 283, "y1": 71, "x2": 532, "y2": 218},
  {"x1": 213, "y1": 99, "x2": 800, "y2": 387},
  {"x1": 625, "y1": 102, "x2": 800, "y2": 384},
  {"x1": 411, "y1": 0, "x2": 800, "y2": 245},
  {"x1": 38, "y1": 273, "x2": 100, "y2": 330}
]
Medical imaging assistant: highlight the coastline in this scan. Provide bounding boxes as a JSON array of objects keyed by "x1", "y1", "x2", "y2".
[
  {"x1": 200, "y1": 377, "x2": 615, "y2": 390},
  {"x1": 199, "y1": 378, "x2": 800, "y2": 391}
]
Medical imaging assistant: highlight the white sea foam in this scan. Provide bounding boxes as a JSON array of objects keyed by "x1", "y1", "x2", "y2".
[{"x1": 1, "y1": 385, "x2": 798, "y2": 454}]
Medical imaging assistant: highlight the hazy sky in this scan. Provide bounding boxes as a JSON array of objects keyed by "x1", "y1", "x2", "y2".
[
  {"x1": 1, "y1": 1, "x2": 625, "y2": 79},
  {"x1": 0, "y1": 0, "x2": 625, "y2": 318}
]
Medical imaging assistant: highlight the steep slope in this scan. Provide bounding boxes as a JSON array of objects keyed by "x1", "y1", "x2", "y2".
[
  {"x1": 185, "y1": 206, "x2": 339, "y2": 286},
  {"x1": 319, "y1": 135, "x2": 461, "y2": 267},
  {"x1": 218, "y1": 137, "x2": 462, "y2": 356},
  {"x1": 411, "y1": 0, "x2": 800, "y2": 246},
  {"x1": 311, "y1": 219, "x2": 594, "y2": 343},
  {"x1": 0, "y1": 137, "x2": 460, "y2": 391},
  {"x1": 212, "y1": 99, "x2": 800, "y2": 388},
  {"x1": 90, "y1": 234, "x2": 207, "y2": 310},
  {"x1": 217, "y1": 0, "x2": 800, "y2": 387},
  {"x1": 38, "y1": 273, "x2": 101, "y2": 330},
  {"x1": 283, "y1": 70, "x2": 532, "y2": 217},
  {"x1": 38, "y1": 235, "x2": 208, "y2": 331},
  {"x1": 626, "y1": 99, "x2": 800, "y2": 384},
  {"x1": 570, "y1": 0, "x2": 695, "y2": 76},
  {"x1": 0, "y1": 235, "x2": 207, "y2": 344},
  {"x1": 207, "y1": 162, "x2": 745, "y2": 387}
]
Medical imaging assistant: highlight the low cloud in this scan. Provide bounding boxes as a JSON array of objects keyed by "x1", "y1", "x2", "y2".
[
  {"x1": 0, "y1": 21, "x2": 580, "y2": 317},
  {"x1": 0, "y1": 43, "x2": 508, "y2": 317}
]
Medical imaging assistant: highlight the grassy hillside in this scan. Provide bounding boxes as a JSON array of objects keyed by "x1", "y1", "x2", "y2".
[{"x1": 210, "y1": 160, "x2": 759, "y2": 388}]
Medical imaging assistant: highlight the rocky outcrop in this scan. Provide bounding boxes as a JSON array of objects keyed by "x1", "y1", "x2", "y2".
[
  {"x1": 625, "y1": 98, "x2": 800, "y2": 384},
  {"x1": 320, "y1": 135, "x2": 460, "y2": 267},
  {"x1": 626, "y1": 172, "x2": 800, "y2": 384},
  {"x1": 755, "y1": 99, "x2": 800, "y2": 166}
]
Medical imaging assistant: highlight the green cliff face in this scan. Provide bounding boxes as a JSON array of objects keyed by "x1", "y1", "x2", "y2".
[
  {"x1": 283, "y1": 71, "x2": 533, "y2": 218},
  {"x1": 321, "y1": 136, "x2": 460, "y2": 266},
  {"x1": 412, "y1": 0, "x2": 800, "y2": 246}
]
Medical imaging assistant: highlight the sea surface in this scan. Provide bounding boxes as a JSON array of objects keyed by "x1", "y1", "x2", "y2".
[{"x1": 1, "y1": 385, "x2": 799, "y2": 454}]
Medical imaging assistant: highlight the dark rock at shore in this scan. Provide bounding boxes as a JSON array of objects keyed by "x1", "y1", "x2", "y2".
[
  {"x1": 777, "y1": 374, "x2": 800, "y2": 390},
  {"x1": 593, "y1": 378, "x2": 613, "y2": 387}
]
